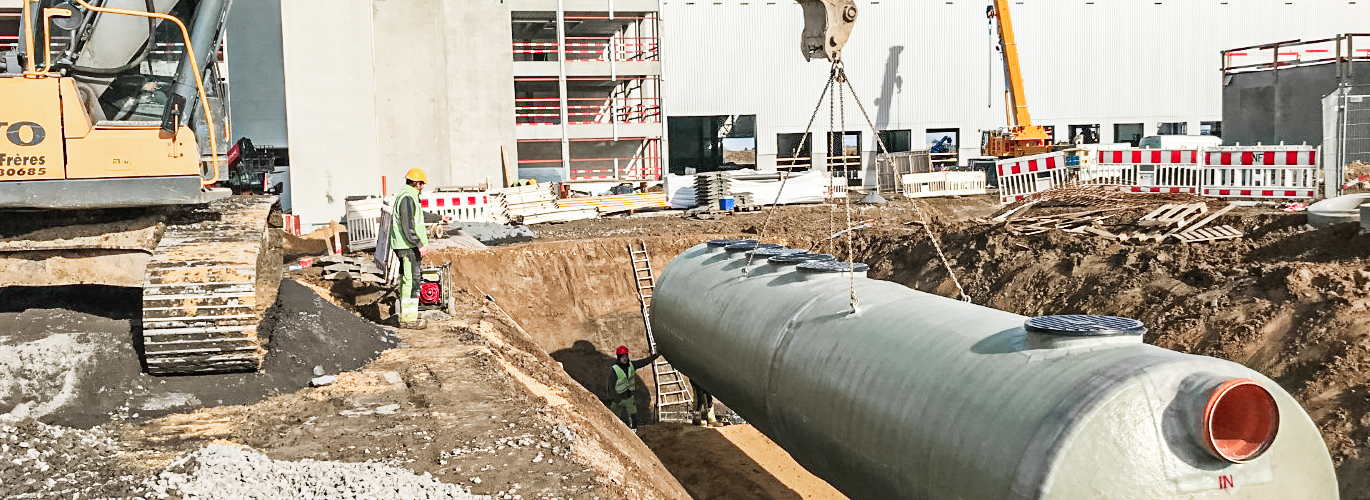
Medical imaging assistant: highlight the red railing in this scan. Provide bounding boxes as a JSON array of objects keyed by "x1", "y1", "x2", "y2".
[
  {"x1": 516, "y1": 138, "x2": 662, "y2": 181},
  {"x1": 1222, "y1": 33, "x2": 1370, "y2": 74},
  {"x1": 515, "y1": 96, "x2": 661, "y2": 125},
  {"x1": 512, "y1": 36, "x2": 659, "y2": 62}
]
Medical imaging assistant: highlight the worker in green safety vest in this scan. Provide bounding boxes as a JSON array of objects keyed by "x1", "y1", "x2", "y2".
[
  {"x1": 390, "y1": 168, "x2": 430, "y2": 329},
  {"x1": 606, "y1": 344, "x2": 658, "y2": 429}
]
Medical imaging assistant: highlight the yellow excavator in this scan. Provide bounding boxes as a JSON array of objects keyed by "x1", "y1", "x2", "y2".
[
  {"x1": 981, "y1": 0, "x2": 1051, "y2": 158},
  {"x1": 0, "y1": 0, "x2": 278, "y2": 375}
]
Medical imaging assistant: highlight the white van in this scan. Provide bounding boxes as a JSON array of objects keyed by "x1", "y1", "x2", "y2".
[{"x1": 1137, "y1": 135, "x2": 1222, "y2": 149}]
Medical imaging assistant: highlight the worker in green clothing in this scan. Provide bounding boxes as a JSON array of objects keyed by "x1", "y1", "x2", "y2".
[
  {"x1": 606, "y1": 344, "x2": 659, "y2": 429},
  {"x1": 390, "y1": 168, "x2": 430, "y2": 329}
]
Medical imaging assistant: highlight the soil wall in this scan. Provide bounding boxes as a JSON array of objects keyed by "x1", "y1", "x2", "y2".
[{"x1": 440, "y1": 236, "x2": 728, "y2": 422}]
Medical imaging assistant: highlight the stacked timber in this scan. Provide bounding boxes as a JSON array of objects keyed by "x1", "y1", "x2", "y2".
[
  {"x1": 555, "y1": 192, "x2": 669, "y2": 214},
  {"x1": 490, "y1": 184, "x2": 597, "y2": 225}
]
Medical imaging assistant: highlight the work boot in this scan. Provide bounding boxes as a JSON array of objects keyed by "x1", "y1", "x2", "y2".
[{"x1": 398, "y1": 298, "x2": 423, "y2": 329}]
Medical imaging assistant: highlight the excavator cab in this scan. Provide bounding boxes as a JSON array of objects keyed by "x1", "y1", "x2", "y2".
[{"x1": 796, "y1": 0, "x2": 858, "y2": 61}]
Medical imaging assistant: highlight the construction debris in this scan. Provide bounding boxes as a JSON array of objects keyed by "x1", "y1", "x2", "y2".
[{"x1": 995, "y1": 186, "x2": 1243, "y2": 243}]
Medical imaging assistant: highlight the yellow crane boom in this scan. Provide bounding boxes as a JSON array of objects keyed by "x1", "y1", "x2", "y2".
[{"x1": 983, "y1": 0, "x2": 1050, "y2": 158}]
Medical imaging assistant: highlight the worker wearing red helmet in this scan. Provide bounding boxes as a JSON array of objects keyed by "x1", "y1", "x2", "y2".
[{"x1": 606, "y1": 344, "x2": 659, "y2": 429}]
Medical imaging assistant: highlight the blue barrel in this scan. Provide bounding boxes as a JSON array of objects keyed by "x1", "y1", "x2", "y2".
[{"x1": 718, "y1": 197, "x2": 735, "y2": 210}]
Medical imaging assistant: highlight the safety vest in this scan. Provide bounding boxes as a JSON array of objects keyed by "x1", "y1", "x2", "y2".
[
  {"x1": 389, "y1": 185, "x2": 428, "y2": 250},
  {"x1": 613, "y1": 364, "x2": 635, "y2": 394}
]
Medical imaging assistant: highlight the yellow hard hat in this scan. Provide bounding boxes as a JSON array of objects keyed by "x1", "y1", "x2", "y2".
[{"x1": 405, "y1": 168, "x2": 428, "y2": 183}]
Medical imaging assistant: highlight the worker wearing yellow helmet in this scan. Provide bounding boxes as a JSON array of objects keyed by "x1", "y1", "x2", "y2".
[{"x1": 389, "y1": 168, "x2": 429, "y2": 329}]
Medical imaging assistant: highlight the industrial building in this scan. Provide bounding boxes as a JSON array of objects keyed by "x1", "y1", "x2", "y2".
[
  {"x1": 661, "y1": 0, "x2": 1370, "y2": 185},
  {"x1": 220, "y1": 0, "x2": 1370, "y2": 224}
]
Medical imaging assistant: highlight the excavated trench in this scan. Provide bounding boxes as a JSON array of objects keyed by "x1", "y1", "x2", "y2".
[{"x1": 442, "y1": 219, "x2": 1370, "y2": 499}]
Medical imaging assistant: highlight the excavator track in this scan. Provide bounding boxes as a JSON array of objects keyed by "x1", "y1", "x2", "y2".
[{"x1": 140, "y1": 196, "x2": 281, "y2": 375}]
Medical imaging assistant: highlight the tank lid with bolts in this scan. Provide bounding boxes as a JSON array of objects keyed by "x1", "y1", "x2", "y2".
[
  {"x1": 704, "y1": 239, "x2": 751, "y2": 253},
  {"x1": 1024, "y1": 315, "x2": 1147, "y2": 350},
  {"x1": 748, "y1": 247, "x2": 806, "y2": 258},
  {"x1": 725, "y1": 241, "x2": 781, "y2": 252},
  {"x1": 769, "y1": 252, "x2": 837, "y2": 265}
]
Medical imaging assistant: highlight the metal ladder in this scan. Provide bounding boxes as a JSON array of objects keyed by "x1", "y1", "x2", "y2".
[{"x1": 629, "y1": 240, "x2": 694, "y2": 423}]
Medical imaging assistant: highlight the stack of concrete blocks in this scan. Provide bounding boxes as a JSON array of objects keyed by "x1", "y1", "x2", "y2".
[{"x1": 694, "y1": 172, "x2": 732, "y2": 210}]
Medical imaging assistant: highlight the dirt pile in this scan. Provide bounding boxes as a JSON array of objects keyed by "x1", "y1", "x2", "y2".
[{"x1": 0, "y1": 279, "x2": 396, "y2": 428}]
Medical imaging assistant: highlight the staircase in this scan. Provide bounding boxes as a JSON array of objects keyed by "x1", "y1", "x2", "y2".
[{"x1": 628, "y1": 240, "x2": 694, "y2": 423}]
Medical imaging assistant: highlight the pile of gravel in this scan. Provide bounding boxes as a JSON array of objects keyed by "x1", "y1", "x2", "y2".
[
  {"x1": 0, "y1": 415, "x2": 153, "y2": 499},
  {"x1": 150, "y1": 444, "x2": 490, "y2": 500},
  {"x1": 0, "y1": 415, "x2": 490, "y2": 500}
]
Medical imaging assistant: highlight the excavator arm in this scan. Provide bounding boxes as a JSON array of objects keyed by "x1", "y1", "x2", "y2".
[{"x1": 797, "y1": 0, "x2": 858, "y2": 62}]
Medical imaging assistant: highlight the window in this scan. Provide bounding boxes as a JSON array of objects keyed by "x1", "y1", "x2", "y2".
[
  {"x1": 878, "y1": 130, "x2": 912, "y2": 153},
  {"x1": 777, "y1": 133, "x2": 813, "y2": 171},
  {"x1": 1114, "y1": 123, "x2": 1144, "y2": 146},
  {"x1": 925, "y1": 128, "x2": 959, "y2": 169},
  {"x1": 1200, "y1": 121, "x2": 1222, "y2": 137},
  {"x1": 828, "y1": 131, "x2": 862, "y2": 181},
  {"x1": 1157, "y1": 122, "x2": 1188, "y2": 135},
  {"x1": 1068, "y1": 124, "x2": 1100, "y2": 144}
]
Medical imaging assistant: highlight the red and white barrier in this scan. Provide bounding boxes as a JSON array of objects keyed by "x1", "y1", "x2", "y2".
[
  {"x1": 1200, "y1": 145, "x2": 1318, "y2": 199},
  {"x1": 420, "y1": 191, "x2": 492, "y2": 222},
  {"x1": 996, "y1": 145, "x2": 1321, "y2": 204},
  {"x1": 1096, "y1": 148, "x2": 1203, "y2": 194},
  {"x1": 996, "y1": 151, "x2": 1071, "y2": 204}
]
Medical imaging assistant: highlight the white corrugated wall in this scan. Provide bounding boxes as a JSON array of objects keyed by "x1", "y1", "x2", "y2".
[{"x1": 660, "y1": 0, "x2": 1370, "y2": 171}]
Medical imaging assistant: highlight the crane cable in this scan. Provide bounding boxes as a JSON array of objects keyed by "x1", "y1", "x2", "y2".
[
  {"x1": 741, "y1": 68, "x2": 835, "y2": 274},
  {"x1": 744, "y1": 60, "x2": 971, "y2": 307},
  {"x1": 832, "y1": 61, "x2": 972, "y2": 303}
]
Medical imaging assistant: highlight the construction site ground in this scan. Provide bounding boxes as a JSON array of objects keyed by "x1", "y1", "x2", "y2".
[{"x1": 4, "y1": 192, "x2": 1370, "y2": 499}]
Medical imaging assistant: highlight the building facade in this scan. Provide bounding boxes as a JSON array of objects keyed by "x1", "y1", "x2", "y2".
[
  {"x1": 227, "y1": 0, "x2": 519, "y2": 227},
  {"x1": 509, "y1": 0, "x2": 665, "y2": 185},
  {"x1": 660, "y1": 0, "x2": 1370, "y2": 185},
  {"x1": 225, "y1": 0, "x2": 664, "y2": 226}
]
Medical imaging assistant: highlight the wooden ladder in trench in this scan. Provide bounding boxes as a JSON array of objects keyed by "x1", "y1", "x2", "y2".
[{"x1": 629, "y1": 240, "x2": 694, "y2": 423}]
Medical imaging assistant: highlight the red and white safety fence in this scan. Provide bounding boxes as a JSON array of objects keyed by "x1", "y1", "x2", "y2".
[
  {"x1": 1096, "y1": 147, "x2": 1203, "y2": 194},
  {"x1": 420, "y1": 191, "x2": 492, "y2": 222},
  {"x1": 997, "y1": 151, "x2": 1072, "y2": 204},
  {"x1": 1201, "y1": 146, "x2": 1319, "y2": 199},
  {"x1": 996, "y1": 145, "x2": 1321, "y2": 204}
]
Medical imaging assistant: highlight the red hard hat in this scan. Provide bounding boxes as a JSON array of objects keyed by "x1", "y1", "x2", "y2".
[{"x1": 615, "y1": 345, "x2": 630, "y2": 356}]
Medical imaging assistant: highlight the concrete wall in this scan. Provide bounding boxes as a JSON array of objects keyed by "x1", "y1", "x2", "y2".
[
  {"x1": 443, "y1": 3, "x2": 518, "y2": 188},
  {"x1": 225, "y1": 0, "x2": 288, "y2": 149},
  {"x1": 279, "y1": 0, "x2": 381, "y2": 221},
  {"x1": 1222, "y1": 63, "x2": 1370, "y2": 147},
  {"x1": 268, "y1": 0, "x2": 516, "y2": 227}
]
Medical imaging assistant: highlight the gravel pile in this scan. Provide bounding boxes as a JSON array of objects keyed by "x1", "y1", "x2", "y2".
[
  {"x1": 150, "y1": 444, "x2": 491, "y2": 500},
  {"x1": 0, "y1": 415, "x2": 491, "y2": 500},
  {"x1": 0, "y1": 414, "x2": 153, "y2": 499}
]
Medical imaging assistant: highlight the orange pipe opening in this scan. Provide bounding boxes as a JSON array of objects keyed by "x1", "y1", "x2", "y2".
[{"x1": 1202, "y1": 378, "x2": 1279, "y2": 462}]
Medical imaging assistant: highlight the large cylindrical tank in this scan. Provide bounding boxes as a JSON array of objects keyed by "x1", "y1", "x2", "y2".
[{"x1": 650, "y1": 241, "x2": 1337, "y2": 500}]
